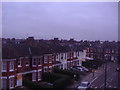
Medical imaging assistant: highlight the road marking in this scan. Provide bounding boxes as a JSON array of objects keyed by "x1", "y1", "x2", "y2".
[{"x1": 90, "y1": 77, "x2": 98, "y2": 84}]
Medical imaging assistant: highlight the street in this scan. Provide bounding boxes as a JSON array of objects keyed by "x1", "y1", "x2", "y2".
[
  {"x1": 68, "y1": 62, "x2": 119, "y2": 89},
  {"x1": 90, "y1": 62, "x2": 118, "y2": 88}
]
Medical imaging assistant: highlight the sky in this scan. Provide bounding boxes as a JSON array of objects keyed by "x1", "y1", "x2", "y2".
[{"x1": 2, "y1": 2, "x2": 118, "y2": 41}]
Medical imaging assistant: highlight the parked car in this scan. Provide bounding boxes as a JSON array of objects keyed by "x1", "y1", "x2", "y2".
[
  {"x1": 80, "y1": 66, "x2": 89, "y2": 72},
  {"x1": 77, "y1": 82, "x2": 90, "y2": 90},
  {"x1": 75, "y1": 67, "x2": 84, "y2": 71},
  {"x1": 75, "y1": 66, "x2": 89, "y2": 72}
]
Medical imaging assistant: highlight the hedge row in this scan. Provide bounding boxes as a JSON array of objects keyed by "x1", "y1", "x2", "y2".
[
  {"x1": 23, "y1": 79, "x2": 53, "y2": 89},
  {"x1": 42, "y1": 72, "x2": 72, "y2": 88},
  {"x1": 42, "y1": 72, "x2": 60, "y2": 83},
  {"x1": 82, "y1": 60, "x2": 104, "y2": 69},
  {"x1": 53, "y1": 68, "x2": 80, "y2": 81}
]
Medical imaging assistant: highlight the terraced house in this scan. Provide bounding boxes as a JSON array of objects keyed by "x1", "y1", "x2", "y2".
[
  {"x1": 1, "y1": 50, "x2": 86, "y2": 89},
  {"x1": 86, "y1": 47, "x2": 118, "y2": 62}
]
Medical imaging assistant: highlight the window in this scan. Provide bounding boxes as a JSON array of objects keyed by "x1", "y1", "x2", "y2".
[
  {"x1": 2, "y1": 79, "x2": 6, "y2": 89},
  {"x1": 38, "y1": 71, "x2": 41, "y2": 80},
  {"x1": 65, "y1": 53, "x2": 67, "y2": 59},
  {"x1": 2, "y1": 61, "x2": 7, "y2": 72},
  {"x1": 49, "y1": 56, "x2": 52, "y2": 63},
  {"x1": 38, "y1": 58, "x2": 41, "y2": 66},
  {"x1": 18, "y1": 59, "x2": 21, "y2": 67},
  {"x1": 61, "y1": 54, "x2": 63, "y2": 59},
  {"x1": 32, "y1": 72, "x2": 36, "y2": 81},
  {"x1": 44, "y1": 56, "x2": 48, "y2": 64},
  {"x1": 44, "y1": 67, "x2": 47, "y2": 72},
  {"x1": 112, "y1": 50, "x2": 114, "y2": 53},
  {"x1": 10, "y1": 61, "x2": 14, "y2": 71},
  {"x1": 33, "y1": 58, "x2": 36, "y2": 66},
  {"x1": 9, "y1": 78, "x2": 14, "y2": 88},
  {"x1": 26, "y1": 58, "x2": 29, "y2": 66},
  {"x1": 56, "y1": 55, "x2": 58, "y2": 59}
]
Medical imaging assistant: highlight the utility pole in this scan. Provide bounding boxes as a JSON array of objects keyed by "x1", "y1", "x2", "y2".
[
  {"x1": 103, "y1": 47, "x2": 107, "y2": 90},
  {"x1": 0, "y1": 45, "x2": 1, "y2": 87},
  {"x1": 118, "y1": 41, "x2": 120, "y2": 89},
  {"x1": 104, "y1": 59, "x2": 107, "y2": 90}
]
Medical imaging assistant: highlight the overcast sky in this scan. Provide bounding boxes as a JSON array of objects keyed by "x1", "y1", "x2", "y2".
[{"x1": 2, "y1": 2, "x2": 118, "y2": 41}]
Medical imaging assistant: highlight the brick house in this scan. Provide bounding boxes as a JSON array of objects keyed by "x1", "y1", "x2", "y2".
[{"x1": 1, "y1": 50, "x2": 86, "y2": 89}]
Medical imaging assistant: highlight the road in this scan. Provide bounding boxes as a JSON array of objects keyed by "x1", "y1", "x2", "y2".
[{"x1": 90, "y1": 62, "x2": 118, "y2": 89}]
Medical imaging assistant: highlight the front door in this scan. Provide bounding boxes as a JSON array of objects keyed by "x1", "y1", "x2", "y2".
[{"x1": 17, "y1": 73, "x2": 22, "y2": 87}]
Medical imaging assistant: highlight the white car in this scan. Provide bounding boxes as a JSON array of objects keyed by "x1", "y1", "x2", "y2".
[
  {"x1": 79, "y1": 66, "x2": 89, "y2": 72},
  {"x1": 75, "y1": 67, "x2": 84, "y2": 71},
  {"x1": 77, "y1": 82, "x2": 90, "y2": 90},
  {"x1": 76, "y1": 66, "x2": 89, "y2": 72}
]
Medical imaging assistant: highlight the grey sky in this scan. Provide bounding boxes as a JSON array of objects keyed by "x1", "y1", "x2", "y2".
[{"x1": 2, "y1": 2, "x2": 118, "y2": 41}]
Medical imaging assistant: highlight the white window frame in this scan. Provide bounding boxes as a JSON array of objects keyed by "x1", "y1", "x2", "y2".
[
  {"x1": 25, "y1": 58, "x2": 29, "y2": 66},
  {"x1": 38, "y1": 58, "x2": 42, "y2": 66},
  {"x1": 9, "y1": 77, "x2": 14, "y2": 89},
  {"x1": 2, "y1": 61, "x2": 7, "y2": 72},
  {"x1": 18, "y1": 58, "x2": 22, "y2": 67},
  {"x1": 32, "y1": 58, "x2": 36, "y2": 67},
  {"x1": 49, "y1": 56, "x2": 53, "y2": 63},
  {"x1": 10, "y1": 61, "x2": 14, "y2": 72}
]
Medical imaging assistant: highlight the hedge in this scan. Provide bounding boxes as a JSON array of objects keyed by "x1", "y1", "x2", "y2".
[
  {"x1": 82, "y1": 60, "x2": 104, "y2": 69},
  {"x1": 53, "y1": 68, "x2": 80, "y2": 81},
  {"x1": 42, "y1": 72, "x2": 60, "y2": 83},
  {"x1": 42, "y1": 72, "x2": 72, "y2": 88},
  {"x1": 23, "y1": 79, "x2": 53, "y2": 89}
]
